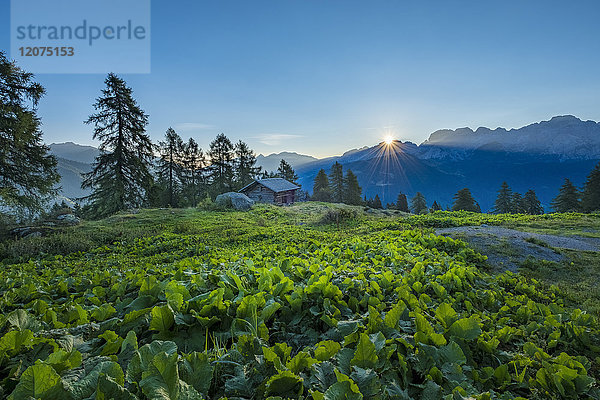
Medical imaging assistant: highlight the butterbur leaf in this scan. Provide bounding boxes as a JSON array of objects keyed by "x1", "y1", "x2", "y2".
[
  {"x1": 384, "y1": 301, "x2": 407, "y2": 329},
  {"x1": 0, "y1": 329, "x2": 34, "y2": 359},
  {"x1": 448, "y1": 317, "x2": 481, "y2": 341},
  {"x1": 150, "y1": 305, "x2": 175, "y2": 332},
  {"x1": 92, "y1": 304, "x2": 117, "y2": 322},
  {"x1": 8, "y1": 363, "x2": 62, "y2": 400},
  {"x1": 121, "y1": 330, "x2": 138, "y2": 353},
  {"x1": 180, "y1": 351, "x2": 213, "y2": 395},
  {"x1": 126, "y1": 341, "x2": 178, "y2": 384},
  {"x1": 351, "y1": 333, "x2": 377, "y2": 369},
  {"x1": 314, "y1": 340, "x2": 342, "y2": 361},
  {"x1": 140, "y1": 352, "x2": 180, "y2": 400},
  {"x1": 45, "y1": 348, "x2": 82, "y2": 374},
  {"x1": 99, "y1": 330, "x2": 124, "y2": 355},
  {"x1": 323, "y1": 381, "x2": 362, "y2": 400},
  {"x1": 435, "y1": 303, "x2": 457, "y2": 329},
  {"x1": 287, "y1": 351, "x2": 317, "y2": 373},
  {"x1": 63, "y1": 360, "x2": 124, "y2": 399},
  {"x1": 265, "y1": 370, "x2": 304, "y2": 397},
  {"x1": 96, "y1": 374, "x2": 138, "y2": 400},
  {"x1": 7, "y1": 309, "x2": 40, "y2": 332}
]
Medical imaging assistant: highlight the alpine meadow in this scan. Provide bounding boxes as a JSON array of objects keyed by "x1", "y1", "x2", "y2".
[{"x1": 2, "y1": 2, "x2": 600, "y2": 400}]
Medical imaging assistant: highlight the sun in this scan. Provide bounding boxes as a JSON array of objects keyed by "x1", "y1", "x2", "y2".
[{"x1": 384, "y1": 135, "x2": 394, "y2": 145}]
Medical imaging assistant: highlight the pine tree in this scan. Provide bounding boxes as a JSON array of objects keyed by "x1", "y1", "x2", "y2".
[
  {"x1": 431, "y1": 201, "x2": 442, "y2": 212},
  {"x1": 410, "y1": 192, "x2": 427, "y2": 214},
  {"x1": 451, "y1": 188, "x2": 478, "y2": 212},
  {"x1": 157, "y1": 127, "x2": 184, "y2": 207},
  {"x1": 235, "y1": 140, "x2": 261, "y2": 188},
  {"x1": 396, "y1": 193, "x2": 409, "y2": 212},
  {"x1": 581, "y1": 162, "x2": 600, "y2": 212},
  {"x1": 81, "y1": 73, "x2": 153, "y2": 218},
  {"x1": 312, "y1": 169, "x2": 331, "y2": 202},
  {"x1": 343, "y1": 169, "x2": 362, "y2": 205},
  {"x1": 372, "y1": 194, "x2": 383, "y2": 209},
  {"x1": 551, "y1": 178, "x2": 581, "y2": 213},
  {"x1": 329, "y1": 162, "x2": 344, "y2": 203},
  {"x1": 493, "y1": 181, "x2": 513, "y2": 214},
  {"x1": 522, "y1": 189, "x2": 543, "y2": 215},
  {"x1": 179, "y1": 138, "x2": 205, "y2": 207},
  {"x1": 511, "y1": 192, "x2": 525, "y2": 214},
  {"x1": 0, "y1": 51, "x2": 59, "y2": 212},
  {"x1": 277, "y1": 159, "x2": 299, "y2": 184},
  {"x1": 207, "y1": 133, "x2": 235, "y2": 197}
]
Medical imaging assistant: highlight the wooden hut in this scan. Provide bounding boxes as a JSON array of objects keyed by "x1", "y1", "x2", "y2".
[{"x1": 239, "y1": 178, "x2": 300, "y2": 205}]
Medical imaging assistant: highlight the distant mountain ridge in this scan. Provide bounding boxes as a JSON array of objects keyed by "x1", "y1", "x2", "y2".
[{"x1": 47, "y1": 115, "x2": 600, "y2": 211}]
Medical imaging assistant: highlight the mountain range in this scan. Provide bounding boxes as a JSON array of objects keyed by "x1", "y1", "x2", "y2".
[{"x1": 48, "y1": 115, "x2": 600, "y2": 211}]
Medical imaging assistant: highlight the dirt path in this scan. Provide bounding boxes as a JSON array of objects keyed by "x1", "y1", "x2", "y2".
[{"x1": 435, "y1": 226, "x2": 600, "y2": 272}]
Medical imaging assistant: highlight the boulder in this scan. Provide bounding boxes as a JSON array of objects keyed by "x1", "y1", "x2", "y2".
[
  {"x1": 215, "y1": 192, "x2": 254, "y2": 211},
  {"x1": 57, "y1": 214, "x2": 80, "y2": 225}
]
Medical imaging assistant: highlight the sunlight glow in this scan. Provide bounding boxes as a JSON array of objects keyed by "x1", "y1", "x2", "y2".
[{"x1": 384, "y1": 135, "x2": 394, "y2": 145}]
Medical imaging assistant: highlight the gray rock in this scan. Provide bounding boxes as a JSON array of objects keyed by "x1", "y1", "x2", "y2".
[
  {"x1": 57, "y1": 213, "x2": 80, "y2": 225},
  {"x1": 215, "y1": 192, "x2": 254, "y2": 211},
  {"x1": 24, "y1": 231, "x2": 42, "y2": 239}
]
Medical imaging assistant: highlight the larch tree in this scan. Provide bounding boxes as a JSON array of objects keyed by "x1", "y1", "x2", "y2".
[
  {"x1": 0, "y1": 51, "x2": 59, "y2": 214},
  {"x1": 372, "y1": 194, "x2": 383, "y2": 209},
  {"x1": 207, "y1": 133, "x2": 235, "y2": 197},
  {"x1": 396, "y1": 193, "x2": 409, "y2": 212},
  {"x1": 81, "y1": 73, "x2": 153, "y2": 218},
  {"x1": 522, "y1": 189, "x2": 544, "y2": 215},
  {"x1": 511, "y1": 192, "x2": 525, "y2": 214},
  {"x1": 410, "y1": 192, "x2": 427, "y2": 214},
  {"x1": 312, "y1": 169, "x2": 331, "y2": 202},
  {"x1": 451, "y1": 188, "x2": 478, "y2": 212},
  {"x1": 551, "y1": 178, "x2": 581, "y2": 213},
  {"x1": 157, "y1": 127, "x2": 184, "y2": 207},
  {"x1": 581, "y1": 162, "x2": 600, "y2": 212},
  {"x1": 431, "y1": 200, "x2": 442, "y2": 212},
  {"x1": 179, "y1": 138, "x2": 205, "y2": 207},
  {"x1": 329, "y1": 162, "x2": 344, "y2": 203},
  {"x1": 343, "y1": 169, "x2": 362, "y2": 205},
  {"x1": 277, "y1": 159, "x2": 299, "y2": 184},
  {"x1": 493, "y1": 181, "x2": 513, "y2": 214},
  {"x1": 235, "y1": 140, "x2": 261, "y2": 189}
]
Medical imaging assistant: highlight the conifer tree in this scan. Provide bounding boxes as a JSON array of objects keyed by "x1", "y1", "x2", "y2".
[
  {"x1": 410, "y1": 192, "x2": 427, "y2": 214},
  {"x1": 207, "y1": 133, "x2": 235, "y2": 196},
  {"x1": 179, "y1": 138, "x2": 205, "y2": 207},
  {"x1": 235, "y1": 140, "x2": 261, "y2": 188},
  {"x1": 277, "y1": 159, "x2": 299, "y2": 184},
  {"x1": 157, "y1": 127, "x2": 183, "y2": 207},
  {"x1": 551, "y1": 178, "x2": 581, "y2": 213},
  {"x1": 431, "y1": 201, "x2": 442, "y2": 212},
  {"x1": 343, "y1": 169, "x2": 362, "y2": 205},
  {"x1": 451, "y1": 188, "x2": 478, "y2": 212},
  {"x1": 511, "y1": 192, "x2": 525, "y2": 214},
  {"x1": 81, "y1": 73, "x2": 153, "y2": 218},
  {"x1": 522, "y1": 189, "x2": 543, "y2": 215},
  {"x1": 329, "y1": 162, "x2": 344, "y2": 203},
  {"x1": 372, "y1": 194, "x2": 383, "y2": 209},
  {"x1": 493, "y1": 181, "x2": 513, "y2": 214},
  {"x1": 395, "y1": 193, "x2": 409, "y2": 212},
  {"x1": 581, "y1": 162, "x2": 600, "y2": 212},
  {"x1": 0, "y1": 51, "x2": 59, "y2": 212},
  {"x1": 312, "y1": 169, "x2": 331, "y2": 202}
]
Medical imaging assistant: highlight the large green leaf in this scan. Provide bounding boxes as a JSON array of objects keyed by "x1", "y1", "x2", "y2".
[
  {"x1": 150, "y1": 305, "x2": 175, "y2": 333},
  {"x1": 351, "y1": 333, "x2": 378, "y2": 369},
  {"x1": 179, "y1": 351, "x2": 213, "y2": 395},
  {"x1": 265, "y1": 370, "x2": 304, "y2": 397},
  {"x1": 323, "y1": 381, "x2": 363, "y2": 400},
  {"x1": 434, "y1": 303, "x2": 457, "y2": 329},
  {"x1": 97, "y1": 374, "x2": 138, "y2": 400},
  {"x1": 448, "y1": 317, "x2": 481, "y2": 341},
  {"x1": 126, "y1": 341, "x2": 178, "y2": 384},
  {"x1": 0, "y1": 329, "x2": 34, "y2": 360},
  {"x1": 63, "y1": 359, "x2": 124, "y2": 399},
  {"x1": 140, "y1": 351, "x2": 180, "y2": 400},
  {"x1": 315, "y1": 340, "x2": 342, "y2": 361},
  {"x1": 8, "y1": 363, "x2": 62, "y2": 400}
]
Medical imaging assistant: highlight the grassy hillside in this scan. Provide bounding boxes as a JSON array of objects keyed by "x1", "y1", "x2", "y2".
[{"x1": 0, "y1": 205, "x2": 599, "y2": 399}]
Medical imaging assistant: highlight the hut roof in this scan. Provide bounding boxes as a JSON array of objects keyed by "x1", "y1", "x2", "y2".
[{"x1": 239, "y1": 178, "x2": 300, "y2": 193}]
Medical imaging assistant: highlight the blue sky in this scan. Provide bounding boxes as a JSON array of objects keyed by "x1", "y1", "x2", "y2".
[{"x1": 2, "y1": 0, "x2": 600, "y2": 158}]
